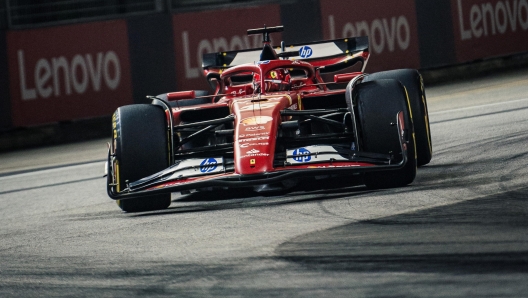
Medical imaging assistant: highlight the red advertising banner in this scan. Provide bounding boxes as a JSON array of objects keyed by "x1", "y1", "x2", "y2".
[
  {"x1": 172, "y1": 6, "x2": 281, "y2": 91},
  {"x1": 7, "y1": 20, "x2": 132, "y2": 126},
  {"x1": 451, "y1": 0, "x2": 528, "y2": 62},
  {"x1": 320, "y1": 0, "x2": 420, "y2": 72}
]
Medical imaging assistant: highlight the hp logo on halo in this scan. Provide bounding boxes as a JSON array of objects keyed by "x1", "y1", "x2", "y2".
[
  {"x1": 299, "y1": 46, "x2": 313, "y2": 58},
  {"x1": 200, "y1": 158, "x2": 218, "y2": 173},
  {"x1": 293, "y1": 148, "x2": 311, "y2": 162}
]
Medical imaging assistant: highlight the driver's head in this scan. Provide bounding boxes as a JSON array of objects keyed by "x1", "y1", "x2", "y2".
[
  {"x1": 267, "y1": 69, "x2": 285, "y2": 81},
  {"x1": 264, "y1": 68, "x2": 291, "y2": 92}
]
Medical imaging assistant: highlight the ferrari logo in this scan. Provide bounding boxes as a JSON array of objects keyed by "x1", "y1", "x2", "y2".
[{"x1": 250, "y1": 159, "x2": 256, "y2": 165}]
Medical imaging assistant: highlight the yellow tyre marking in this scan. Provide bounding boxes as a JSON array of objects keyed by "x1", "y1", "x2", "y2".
[
  {"x1": 115, "y1": 160, "x2": 120, "y2": 192},
  {"x1": 422, "y1": 94, "x2": 433, "y2": 155},
  {"x1": 413, "y1": 132, "x2": 417, "y2": 160},
  {"x1": 404, "y1": 87, "x2": 417, "y2": 160},
  {"x1": 115, "y1": 161, "x2": 123, "y2": 207},
  {"x1": 403, "y1": 87, "x2": 413, "y2": 120}
]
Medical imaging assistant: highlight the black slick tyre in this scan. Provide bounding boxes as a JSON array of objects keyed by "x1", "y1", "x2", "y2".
[
  {"x1": 353, "y1": 79, "x2": 417, "y2": 189},
  {"x1": 364, "y1": 69, "x2": 432, "y2": 166},
  {"x1": 112, "y1": 104, "x2": 171, "y2": 212}
]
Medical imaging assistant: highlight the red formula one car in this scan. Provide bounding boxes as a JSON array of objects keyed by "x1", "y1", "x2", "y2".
[{"x1": 106, "y1": 25, "x2": 432, "y2": 212}]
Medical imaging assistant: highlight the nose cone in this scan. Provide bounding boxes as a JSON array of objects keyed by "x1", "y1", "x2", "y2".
[{"x1": 232, "y1": 94, "x2": 294, "y2": 175}]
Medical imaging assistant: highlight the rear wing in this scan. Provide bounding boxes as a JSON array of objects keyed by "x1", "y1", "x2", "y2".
[{"x1": 202, "y1": 36, "x2": 369, "y2": 74}]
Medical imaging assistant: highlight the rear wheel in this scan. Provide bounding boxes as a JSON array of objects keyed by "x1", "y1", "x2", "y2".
[
  {"x1": 364, "y1": 69, "x2": 432, "y2": 166},
  {"x1": 112, "y1": 104, "x2": 171, "y2": 212},
  {"x1": 352, "y1": 79, "x2": 416, "y2": 189}
]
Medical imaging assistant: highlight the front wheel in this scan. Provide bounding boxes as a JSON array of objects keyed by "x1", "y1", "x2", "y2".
[
  {"x1": 364, "y1": 69, "x2": 432, "y2": 166},
  {"x1": 352, "y1": 79, "x2": 417, "y2": 189},
  {"x1": 112, "y1": 104, "x2": 172, "y2": 212}
]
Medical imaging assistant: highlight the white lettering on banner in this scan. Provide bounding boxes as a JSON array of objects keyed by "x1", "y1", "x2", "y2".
[
  {"x1": 35, "y1": 58, "x2": 52, "y2": 98},
  {"x1": 104, "y1": 51, "x2": 121, "y2": 90},
  {"x1": 457, "y1": 0, "x2": 528, "y2": 40},
  {"x1": 329, "y1": 15, "x2": 410, "y2": 54},
  {"x1": 86, "y1": 53, "x2": 103, "y2": 91},
  {"x1": 182, "y1": 31, "x2": 199, "y2": 79},
  {"x1": 18, "y1": 50, "x2": 36, "y2": 100},
  {"x1": 182, "y1": 31, "x2": 266, "y2": 79},
  {"x1": 18, "y1": 50, "x2": 121, "y2": 100},
  {"x1": 71, "y1": 55, "x2": 88, "y2": 94}
]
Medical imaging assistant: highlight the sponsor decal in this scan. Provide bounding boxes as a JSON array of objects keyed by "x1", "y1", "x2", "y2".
[
  {"x1": 456, "y1": 0, "x2": 528, "y2": 40},
  {"x1": 16, "y1": 50, "x2": 121, "y2": 100},
  {"x1": 166, "y1": 157, "x2": 223, "y2": 180},
  {"x1": 238, "y1": 136, "x2": 270, "y2": 143},
  {"x1": 230, "y1": 88, "x2": 247, "y2": 95},
  {"x1": 287, "y1": 103, "x2": 298, "y2": 110},
  {"x1": 452, "y1": 0, "x2": 528, "y2": 62},
  {"x1": 287, "y1": 145, "x2": 349, "y2": 163},
  {"x1": 240, "y1": 142, "x2": 269, "y2": 148},
  {"x1": 245, "y1": 125, "x2": 266, "y2": 131},
  {"x1": 241, "y1": 116, "x2": 273, "y2": 126},
  {"x1": 257, "y1": 60, "x2": 271, "y2": 64},
  {"x1": 239, "y1": 132, "x2": 268, "y2": 138},
  {"x1": 200, "y1": 158, "x2": 218, "y2": 173},
  {"x1": 239, "y1": 102, "x2": 279, "y2": 111},
  {"x1": 7, "y1": 20, "x2": 132, "y2": 126},
  {"x1": 246, "y1": 148, "x2": 260, "y2": 154},
  {"x1": 306, "y1": 165, "x2": 361, "y2": 168},
  {"x1": 241, "y1": 153, "x2": 270, "y2": 158},
  {"x1": 292, "y1": 147, "x2": 312, "y2": 162},
  {"x1": 299, "y1": 45, "x2": 313, "y2": 58},
  {"x1": 320, "y1": 0, "x2": 420, "y2": 71},
  {"x1": 172, "y1": 5, "x2": 281, "y2": 90}
]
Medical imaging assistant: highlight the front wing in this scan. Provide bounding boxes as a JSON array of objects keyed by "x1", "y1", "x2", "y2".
[{"x1": 107, "y1": 111, "x2": 408, "y2": 200}]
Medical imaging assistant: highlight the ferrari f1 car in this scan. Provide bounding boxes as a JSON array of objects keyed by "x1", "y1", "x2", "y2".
[{"x1": 106, "y1": 25, "x2": 432, "y2": 212}]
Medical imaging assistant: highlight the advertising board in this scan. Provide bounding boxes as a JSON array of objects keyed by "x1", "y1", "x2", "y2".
[
  {"x1": 452, "y1": 0, "x2": 528, "y2": 62},
  {"x1": 319, "y1": 0, "x2": 421, "y2": 72},
  {"x1": 172, "y1": 5, "x2": 282, "y2": 91},
  {"x1": 7, "y1": 20, "x2": 132, "y2": 126}
]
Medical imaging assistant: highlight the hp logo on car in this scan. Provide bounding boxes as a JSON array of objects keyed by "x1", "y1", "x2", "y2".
[
  {"x1": 292, "y1": 148, "x2": 311, "y2": 162},
  {"x1": 200, "y1": 158, "x2": 218, "y2": 173},
  {"x1": 299, "y1": 46, "x2": 313, "y2": 58}
]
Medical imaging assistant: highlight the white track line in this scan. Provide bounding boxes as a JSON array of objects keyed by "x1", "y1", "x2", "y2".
[{"x1": 429, "y1": 97, "x2": 528, "y2": 115}]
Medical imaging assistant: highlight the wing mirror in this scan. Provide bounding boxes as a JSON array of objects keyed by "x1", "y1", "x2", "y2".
[
  {"x1": 166, "y1": 91, "x2": 196, "y2": 101},
  {"x1": 334, "y1": 72, "x2": 362, "y2": 84}
]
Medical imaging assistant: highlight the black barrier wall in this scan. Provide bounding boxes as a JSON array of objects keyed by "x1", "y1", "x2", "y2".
[
  {"x1": 2, "y1": 0, "x2": 527, "y2": 130},
  {"x1": 127, "y1": 14, "x2": 177, "y2": 104},
  {"x1": 0, "y1": 29, "x2": 10, "y2": 130},
  {"x1": 415, "y1": 0, "x2": 457, "y2": 68},
  {"x1": 280, "y1": 0, "x2": 323, "y2": 44}
]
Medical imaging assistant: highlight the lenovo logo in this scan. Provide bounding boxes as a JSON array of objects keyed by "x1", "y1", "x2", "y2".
[
  {"x1": 327, "y1": 15, "x2": 411, "y2": 54},
  {"x1": 17, "y1": 50, "x2": 121, "y2": 100},
  {"x1": 457, "y1": 0, "x2": 528, "y2": 40}
]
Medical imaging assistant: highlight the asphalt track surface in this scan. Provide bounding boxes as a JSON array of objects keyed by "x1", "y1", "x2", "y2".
[{"x1": 1, "y1": 69, "x2": 527, "y2": 297}]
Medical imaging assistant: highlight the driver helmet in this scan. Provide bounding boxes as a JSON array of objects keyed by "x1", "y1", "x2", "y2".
[{"x1": 263, "y1": 68, "x2": 291, "y2": 92}]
